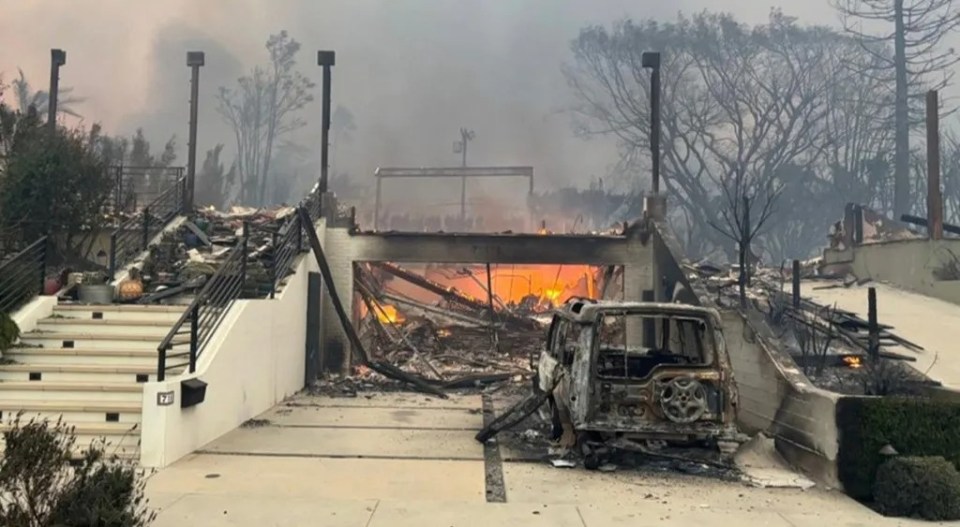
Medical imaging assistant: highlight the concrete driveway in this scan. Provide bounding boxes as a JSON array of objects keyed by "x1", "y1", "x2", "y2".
[{"x1": 145, "y1": 392, "x2": 929, "y2": 526}]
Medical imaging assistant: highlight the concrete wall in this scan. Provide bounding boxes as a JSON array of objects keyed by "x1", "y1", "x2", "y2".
[
  {"x1": 140, "y1": 249, "x2": 317, "y2": 468},
  {"x1": 824, "y1": 239, "x2": 960, "y2": 305},
  {"x1": 723, "y1": 310, "x2": 841, "y2": 487}
]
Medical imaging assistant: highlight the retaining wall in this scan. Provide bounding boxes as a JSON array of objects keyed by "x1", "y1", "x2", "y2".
[
  {"x1": 140, "y1": 242, "x2": 318, "y2": 468},
  {"x1": 724, "y1": 309, "x2": 841, "y2": 487}
]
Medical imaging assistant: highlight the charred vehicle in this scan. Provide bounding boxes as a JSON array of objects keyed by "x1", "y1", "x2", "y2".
[{"x1": 535, "y1": 299, "x2": 741, "y2": 454}]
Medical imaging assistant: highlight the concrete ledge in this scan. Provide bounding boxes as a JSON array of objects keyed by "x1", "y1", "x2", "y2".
[{"x1": 10, "y1": 295, "x2": 57, "y2": 334}]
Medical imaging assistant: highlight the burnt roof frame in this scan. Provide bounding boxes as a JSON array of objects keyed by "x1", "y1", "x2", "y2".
[{"x1": 372, "y1": 166, "x2": 534, "y2": 230}]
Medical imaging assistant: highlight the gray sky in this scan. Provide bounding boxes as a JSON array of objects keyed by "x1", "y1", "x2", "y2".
[{"x1": 0, "y1": 0, "x2": 842, "y2": 196}]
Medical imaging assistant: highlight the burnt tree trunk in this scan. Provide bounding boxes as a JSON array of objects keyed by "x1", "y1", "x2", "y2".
[
  {"x1": 893, "y1": 0, "x2": 911, "y2": 218},
  {"x1": 738, "y1": 195, "x2": 750, "y2": 308}
]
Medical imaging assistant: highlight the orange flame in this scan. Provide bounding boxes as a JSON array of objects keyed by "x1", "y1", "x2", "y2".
[
  {"x1": 376, "y1": 304, "x2": 404, "y2": 325},
  {"x1": 842, "y1": 356, "x2": 863, "y2": 369},
  {"x1": 543, "y1": 288, "x2": 563, "y2": 302}
]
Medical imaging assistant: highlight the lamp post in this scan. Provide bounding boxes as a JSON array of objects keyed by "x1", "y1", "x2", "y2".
[
  {"x1": 318, "y1": 50, "x2": 336, "y2": 194},
  {"x1": 641, "y1": 51, "x2": 661, "y2": 195},
  {"x1": 185, "y1": 51, "x2": 205, "y2": 213},
  {"x1": 48, "y1": 49, "x2": 66, "y2": 132}
]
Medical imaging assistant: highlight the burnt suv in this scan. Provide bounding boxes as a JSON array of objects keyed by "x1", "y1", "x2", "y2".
[{"x1": 536, "y1": 298, "x2": 740, "y2": 449}]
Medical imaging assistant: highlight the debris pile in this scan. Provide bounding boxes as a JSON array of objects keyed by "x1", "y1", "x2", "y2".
[
  {"x1": 350, "y1": 261, "x2": 554, "y2": 386},
  {"x1": 134, "y1": 205, "x2": 298, "y2": 304},
  {"x1": 682, "y1": 254, "x2": 932, "y2": 394}
]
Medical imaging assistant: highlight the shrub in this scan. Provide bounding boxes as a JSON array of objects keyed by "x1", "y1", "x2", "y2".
[
  {"x1": 836, "y1": 396, "x2": 960, "y2": 500},
  {"x1": 0, "y1": 413, "x2": 155, "y2": 526},
  {"x1": 0, "y1": 311, "x2": 19, "y2": 354},
  {"x1": 874, "y1": 456, "x2": 960, "y2": 521}
]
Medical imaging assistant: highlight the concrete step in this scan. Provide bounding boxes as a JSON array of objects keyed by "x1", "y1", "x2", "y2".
[
  {"x1": 0, "y1": 363, "x2": 178, "y2": 383},
  {"x1": 54, "y1": 303, "x2": 185, "y2": 323},
  {"x1": 0, "y1": 381, "x2": 143, "y2": 402},
  {"x1": 0, "y1": 400, "x2": 142, "y2": 424},
  {"x1": 4, "y1": 348, "x2": 157, "y2": 367},
  {"x1": 37, "y1": 319, "x2": 174, "y2": 337},
  {"x1": 0, "y1": 422, "x2": 141, "y2": 452},
  {"x1": 18, "y1": 332, "x2": 186, "y2": 351}
]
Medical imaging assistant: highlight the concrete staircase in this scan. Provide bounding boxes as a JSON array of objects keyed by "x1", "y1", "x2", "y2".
[{"x1": 0, "y1": 303, "x2": 186, "y2": 459}]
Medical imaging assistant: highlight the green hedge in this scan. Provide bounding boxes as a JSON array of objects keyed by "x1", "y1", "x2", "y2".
[
  {"x1": 874, "y1": 456, "x2": 960, "y2": 521},
  {"x1": 836, "y1": 396, "x2": 960, "y2": 500}
]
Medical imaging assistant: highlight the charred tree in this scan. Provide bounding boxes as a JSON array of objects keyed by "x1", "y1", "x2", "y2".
[{"x1": 834, "y1": 0, "x2": 960, "y2": 218}]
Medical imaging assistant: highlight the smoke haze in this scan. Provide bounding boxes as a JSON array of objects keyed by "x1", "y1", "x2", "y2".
[{"x1": 1, "y1": 0, "x2": 841, "y2": 200}]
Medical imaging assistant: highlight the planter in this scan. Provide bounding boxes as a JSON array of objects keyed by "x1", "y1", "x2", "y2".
[{"x1": 77, "y1": 284, "x2": 115, "y2": 304}]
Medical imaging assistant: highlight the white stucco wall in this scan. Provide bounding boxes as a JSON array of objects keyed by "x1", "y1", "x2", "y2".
[{"x1": 140, "y1": 250, "x2": 317, "y2": 468}]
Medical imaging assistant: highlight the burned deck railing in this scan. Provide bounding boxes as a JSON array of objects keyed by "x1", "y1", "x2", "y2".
[
  {"x1": 108, "y1": 174, "x2": 186, "y2": 277},
  {"x1": 0, "y1": 237, "x2": 47, "y2": 315},
  {"x1": 108, "y1": 166, "x2": 186, "y2": 215},
  {"x1": 269, "y1": 213, "x2": 304, "y2": 298},
  {"x1": 156, "y1": 225, "x2": 248, "y2": 381}
]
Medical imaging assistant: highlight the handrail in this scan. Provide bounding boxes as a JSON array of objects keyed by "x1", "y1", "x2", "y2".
[
  {"x1": 108, "y1": 174, "x2": 186, "y2": 277},
  {"x1": 154, "y1": 181, "x2": 321, "y2": 380},
  {"x1": 268, "y1": 212, "x2": 304, "y2": 298},
  {"x1": 0, "y1": 236, "x2": 47, "y2": 314},
  {"x1": 109, "y1": 166, "x2": 185, "y2": 215},
  {"x1": 156, "y1": 223, "x2": 248, "y2": 381}
]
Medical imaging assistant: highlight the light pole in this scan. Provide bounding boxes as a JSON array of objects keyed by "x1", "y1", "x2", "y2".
[
  {"x1": 454, "y1": 127, "x2": 475, "y2": 222},
  {"x1": 641, "y1": 51, "x2": 661, "y2": 196},
  {"x1": 47, "y1": 49, "x2": 66, "y2": 132},
  {"x1": 318, "y1": 50, "x2": 336, "y2": 194},
  {"x1": 185, "y1": 51, "x2": 205, "y2": 213}
]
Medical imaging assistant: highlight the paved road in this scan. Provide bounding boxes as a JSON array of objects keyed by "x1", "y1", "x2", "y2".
[{"x1": 146, "y1": 392, "x2": 936, "y2": 526}]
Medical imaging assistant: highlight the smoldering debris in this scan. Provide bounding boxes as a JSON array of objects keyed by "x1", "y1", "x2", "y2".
[
  {"x1": 681, "y1": 245, "x2": 934, "y2": 396},
  {"x1": 133, "y1": 205, "x2": 298, "y2": 304}
]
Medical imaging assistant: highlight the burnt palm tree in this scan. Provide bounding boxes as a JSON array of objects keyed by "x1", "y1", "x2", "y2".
[{"x1": 11, "y1": 68, "x2": 85, "y2": 118}]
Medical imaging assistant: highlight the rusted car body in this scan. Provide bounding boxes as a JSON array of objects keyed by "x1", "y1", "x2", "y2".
[{"x1": 537, "y1": 299, "x2": 740, "y2": 447}]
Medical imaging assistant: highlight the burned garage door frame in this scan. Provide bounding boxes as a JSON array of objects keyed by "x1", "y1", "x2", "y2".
[{"x1": 317, "y1": 225, "x2": 655, "y2": 374}]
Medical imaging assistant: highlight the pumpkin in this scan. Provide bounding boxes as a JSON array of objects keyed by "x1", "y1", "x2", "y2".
[{"x1": 117, "y1": 268, "x2": 144, "y2": 301}]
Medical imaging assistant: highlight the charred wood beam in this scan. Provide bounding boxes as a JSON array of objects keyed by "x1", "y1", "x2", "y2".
[
  {"x1": 784, "y1": 309, "x2": 918, "y2": 362},
  {"x1": 475, "y1": 390, "x2": 550, "y2": 443},
  {"x1": 371, "y1": 261, "x2": 539, "y2": 330},
  {"x1": 372, "y1": 261, "x2": 489, "y2": 311},
  {"x1": 381, "y1": 292, "x2": 488, "y2": 328},
  {"x1": 899, "y1": 214, "x2": 960, "y2": 236},
  {"x1": 772, "y1": 289, "x2": 923, "y2": 352},
  {"x1": 297, "y1": 207, "x2": 447, "y2": 398}
]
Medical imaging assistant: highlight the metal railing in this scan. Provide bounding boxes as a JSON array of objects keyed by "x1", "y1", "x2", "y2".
[
  {"x1": 269, "y1": 213, "x2": 304, "y2": 299},
  {"x1": 108, "y1": 175, "x2": 186, "y2": 277},
  {"x1": 0, "y1": 237, "x2": 47, "y2": 315},
  {"x1": 109, "y1": 166, "x2": 186, "y2": 215},
  {"x1": 156, "y1": 224, "x2": 248, "y2": 381},
  {"x1": 154, "y1": 181, "x2": 321, "y2": 380}
]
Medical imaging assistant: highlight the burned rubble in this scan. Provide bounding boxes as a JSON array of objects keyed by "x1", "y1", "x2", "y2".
[
  {"x1": 110, "y1": 205, "x2": 298, "y2": 304},
  {"x1": 681, "y1": 207, "x2": 939, "y2": 397}
]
